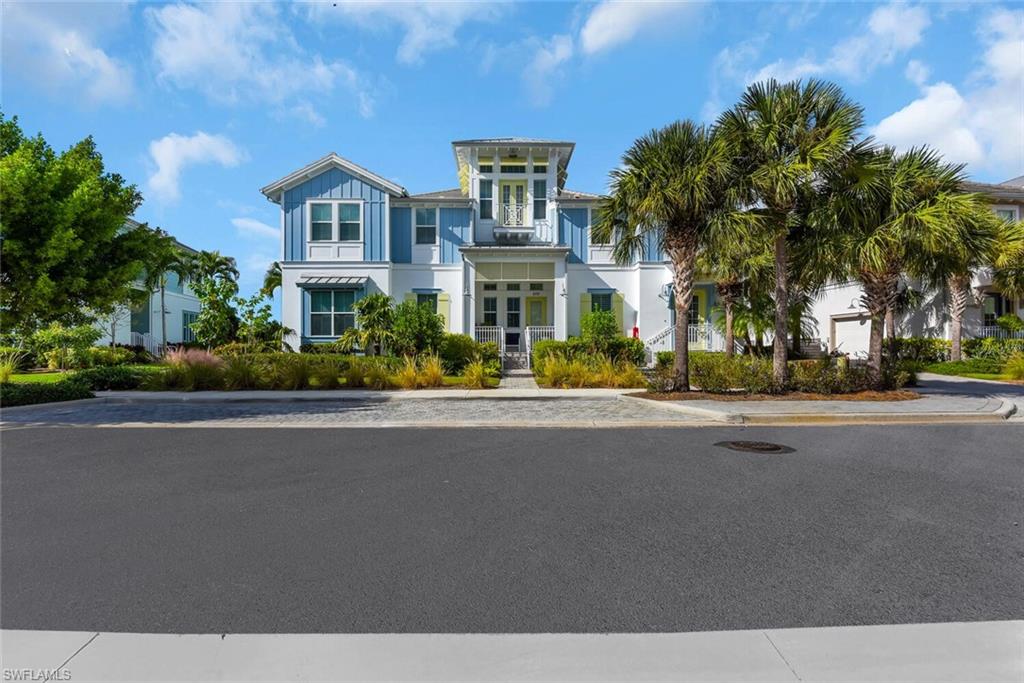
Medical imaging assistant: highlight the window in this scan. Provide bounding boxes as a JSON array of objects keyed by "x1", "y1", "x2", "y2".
[
  {"x1": 311, "y1": 203, "x2": 333, "y2": 241},
  {"x1": 483, "y1": 283, "x2": 497, "y2": 291},
  {"x1": 506, "y1": 297, "x2": 521, "y2": 328},
  {"x1": 338, "y1": 203, "x2": 361, "y2": 242},
  {"x1": 688, "y1": 297, "x2": 700, "y2": 326},
  {"x1": 995, "y1": 208, "x2": 1017, "y2": 222},
  {"x1": 130, "y1": 300, "x2": 150, "y2": 335},
  {"x1": 506, "y1": 283, "x2": 520, "y2": 291},
  {"x1": 415, "y1": 208, "x2": 437, "y2": 244},
  {"x1": 983, "y1": 294, "x2": 1010, "y2": 327},
  {"x1": 310, "y1": 290, "x2": 356, "y2": 337},
  {"x1": 479, "y1": 180, "x2": 493, "y2": 220},
  {"x1": 182, "y1": 311, "x2": 199, "y2": 343},
  {"x1": 500, "y1": 162, "x2": 526, "y2": 174},
  {"x1": 533, "y1": 179, "x2": 547, "y2": 220},
  {"x1": 483, "y1": 297, "x2": 498, "y2": 326},
  {"x1": 533, "y1": 164, "x2": 547, "y2": 174},
  {"x1": 529, "y1": 283, "x2": 544, "y2": 291},
  {"x1": 591, "y1": 292, "x2": 612, "y2": 312},
  {"x1": 417, "y1": 293, "x2": 438, "y2": 312},
  {"x1": 479, "y1": 157, "x2": 493, "y2": 173}
]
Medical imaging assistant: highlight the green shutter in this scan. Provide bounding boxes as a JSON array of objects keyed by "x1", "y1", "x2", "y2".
[
  {"x1": 612, "y1": 292, "x2": 625, "y2": 332},
  {"x1": 580, "y1": 293, "x2": 591, "y2": 326},
  {"x1": 437, "y1": 292, "x2": 451, "y2": 331},
  {"x1": 404, "y1": 292, "x2": 416, "y2": 304}
]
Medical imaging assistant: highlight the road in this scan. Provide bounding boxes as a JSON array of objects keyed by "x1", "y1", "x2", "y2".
[{"x1": 2, "y1": 423, "x2": 1021, "y2": 633}]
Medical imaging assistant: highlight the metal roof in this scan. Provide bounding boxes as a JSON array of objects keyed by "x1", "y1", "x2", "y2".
[
  {"x1": 451, "y1": 137, "x2": 574, "y2": 146},
  {"x1": 407, "y1": 188, "x2": 467, "y2": 199},
  {"x1": 297, "y1": 276, "x2": 368, "y2": 288},
  {"x1": 558, "y1": 188, "x2": 601, "y2": 201},
  {"x1": 260, "y1": 153, "x2": 407, "y2": 201}
]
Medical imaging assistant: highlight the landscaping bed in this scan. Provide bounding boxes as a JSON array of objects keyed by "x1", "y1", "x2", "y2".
[{"x1": 631, "y1": 389, "x2": 920, "y2": 402}]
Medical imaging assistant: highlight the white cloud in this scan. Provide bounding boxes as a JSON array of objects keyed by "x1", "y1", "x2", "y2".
[
  {"x1": 147, "y1": 132, "x2": 245, "y2": 204},
  {"x1": 1, "y1": 1, "x2": 134, "y2": 105},
  {"x1": 523, "y1": 35, "x2": 574, "y2": 107},
  {"x1": 147, "y1": 3, "x2": 376, "y2": 118},
  {"x1": 871, "y1": 9, "x2": 1024, "y2": 177},
  {"x1": 904, "y1": 59, "x2": 930, "y2": 86},
  {"x1": 278, "y1": 101, "x2": 327, "y2": 128},
  {"x1": 231, "y1": 217, "x2": 279, "y2": 241},
  {"x1": 702, "y1": 38, "x2": 765, "y2": 121},
  {"x1": 753, "y1": 3, "x2": 930, "y2": 82},
  {"x1": 580, "y1": 1, "x2": 700, "y2": 56},
  {"x1": 307, "y1": 2, "x2": 504, "y2": 65}
]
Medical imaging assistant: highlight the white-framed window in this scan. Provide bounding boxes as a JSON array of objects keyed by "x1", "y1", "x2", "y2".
[
  {"x1": 483, "y1": 297, "x2": 498, "y2": 326},
  {"x1": 483, "y1": 283, "x2": 497, "y2": 291},
  {"x1": 415, "y1": 208, "x2": 438, "y2": 245},
  {"x1": 533, "y1": 164, "x2": 548, "y2": 175},
  {"x1": 416, "y1": 292, "x2": 438, "y2": 312},
  {"x1": 479, "y1": 179, "x2": 493, "y2": 220},
  {"x1": 533, "y1": 179, "x2": 547, "y2": 220},
  {"x1": 506, "y1": 297, "x2": 521, "y2": 328},
  {"x1": 306, "y1": 200, "x2": 363, "y2": 243},
  {"x1": 995, "y1": 208, "x2": 1018, "y2": 222},
  {"x1": 182, "y1": 310, "x2": 199, "y2": 343},
  {"x1": 591, "y1": 292, "x2": 612, "y2": 312},
  {"x1": 479, "y1": 157, "x2": 493, "y2": 174},
  {"x1": 309, "y1": 290, "x2": 356, "y2": 337}
]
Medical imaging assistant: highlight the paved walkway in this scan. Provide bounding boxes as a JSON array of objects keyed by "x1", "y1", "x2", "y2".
[
  {"x1": 3, "y1": 621, "x2": 1020, "y2": 681},
  {"x1": 499, "y1": 370, "x2": 540, "y2": 390}
]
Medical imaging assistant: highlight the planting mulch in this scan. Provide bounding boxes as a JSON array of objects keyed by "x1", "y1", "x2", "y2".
[{"x1": 631, "y1": 389, "x2": 921, "y2": 402}]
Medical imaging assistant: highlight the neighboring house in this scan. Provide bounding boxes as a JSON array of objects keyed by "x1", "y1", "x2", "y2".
[
  {"x1": 261, "y1": 138, "x2": 718, "y2": 364},
  {"x1": 96, "y1": 220, "x2": 202, "y2": 352},
  {"x1": 812, "y1": 176, "x2": 1024, "y2": 357}
]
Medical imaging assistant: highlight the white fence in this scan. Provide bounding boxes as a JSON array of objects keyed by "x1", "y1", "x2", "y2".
[
  {"x1": 524, "y1": 326, "x2": 556, "y2": 368},
  {"x1": 977, "y1": 326, "x2": 1024, "y2": 339},
  {"x1": 474, "y1": 326, "x2": 506, "y2": 356},
  {"x1": 643, "y1": 324, "x2": 731, "y2": 358},
  {"x1": 130, "y1": 331, "x2": 162, "y2": 357}
]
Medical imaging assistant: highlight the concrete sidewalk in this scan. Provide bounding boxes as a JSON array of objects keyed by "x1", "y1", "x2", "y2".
[{"x1": 3, "y1": 621, "x2": 1020, "y2": 681}]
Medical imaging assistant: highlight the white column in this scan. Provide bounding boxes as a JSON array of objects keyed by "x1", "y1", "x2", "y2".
[
  {"x1": 464, "y1": 258, "x2": 476, "y2": 335},
  {"x1": 554, "y1": 258, "x2": 568, "y2": 341}
]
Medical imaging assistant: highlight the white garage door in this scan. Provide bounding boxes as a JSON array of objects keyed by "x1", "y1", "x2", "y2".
[{"x1": 832, "y1": 315, "x2": 872, "y2": 357}]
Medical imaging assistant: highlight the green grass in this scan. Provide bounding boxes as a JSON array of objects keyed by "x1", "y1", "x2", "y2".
[
  {"x1": 7, "y1": 364, "x2": 161, "y2": 385},
  {"x1": 444, "y1": 375, "x2": 500, "y2": 388}
]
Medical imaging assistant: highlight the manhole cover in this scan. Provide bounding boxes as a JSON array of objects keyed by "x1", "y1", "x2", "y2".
[{"x1": 715, "y1": 440, "x2": 795, "y2": 454}]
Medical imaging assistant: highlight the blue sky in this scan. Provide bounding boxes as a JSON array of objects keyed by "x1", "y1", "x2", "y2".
[{"x1": 3, "y1": 1, "x2": 1022, "y2": 306}]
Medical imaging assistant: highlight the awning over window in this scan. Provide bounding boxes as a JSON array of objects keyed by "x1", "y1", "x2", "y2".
[{"x1": 297, "y1": 276, "x2": 368, "y2": 289}]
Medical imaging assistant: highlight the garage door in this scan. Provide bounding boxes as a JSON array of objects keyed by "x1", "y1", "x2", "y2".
[{"x1": 831, "y1": 315, "x2": 872, "y2": 357}]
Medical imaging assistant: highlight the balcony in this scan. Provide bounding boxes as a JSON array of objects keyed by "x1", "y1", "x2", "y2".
[
  {"x1": 491, "y1": 204, "x2": 553, "y2": 245},
  {"x1": 501, "y1": 203, "x2": 525, "y2": 227}
]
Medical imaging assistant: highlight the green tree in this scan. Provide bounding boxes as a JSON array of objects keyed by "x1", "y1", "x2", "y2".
[
  {"x1": 699, "y1": 236, "x2": 771, "y2": 358},
  {"x1": 718, "y1": 79, "x2": 864, "y2": 384},
  {"x1": 338, "y1": 293, "x2": 395, "y2": 355},
  {"x1": 190, "y1": 277, "x2": 238, "y2": 348},
  {"x1": 234, "y1": 293, "x2": 276, "y2": 349},
  {"x1": 189, "y1": 250, "x2": 239, "y2": 283},
  {"x1": 0, "y1": 113, "x2": 158, "y2": 335},
  {"x1": 391, "y1": 300, "x2": 445, "y2": 357},
  {"x1": 142, "y1": 232, "x2": 194, "y2": 354},
  {"x1": 262, "y1": 261, "x2": 282, "y2": 297},
  {"x1": 593, "y1": 120, "x2": 742, "y2": 390}
]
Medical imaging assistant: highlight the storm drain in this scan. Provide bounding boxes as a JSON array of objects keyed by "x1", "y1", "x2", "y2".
[{"x1": 714, "y1": 440, "x2": 795, "y2": 454}]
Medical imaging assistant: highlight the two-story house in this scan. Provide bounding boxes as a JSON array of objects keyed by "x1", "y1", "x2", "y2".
[{"x1": 261, "y1": 138, "x2": 720, "y2": 362}]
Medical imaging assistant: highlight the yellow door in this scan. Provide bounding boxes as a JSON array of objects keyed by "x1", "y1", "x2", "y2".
[
  {"x1": 526, "y1": 296, "x2": 547, "y2": 326},
  {"x1": 499, "y1": 181, "x2": 527, "y2": 225}
]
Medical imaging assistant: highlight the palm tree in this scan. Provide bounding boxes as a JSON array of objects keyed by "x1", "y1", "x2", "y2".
[
  {"x1": 338, "y1": 293, "x2": 395, "y2": 356},
  {"x1": 189, "y1": 250, "x2": 239, "y2": 284},
  {"x1": 822, "y1": 146, "x2": 999, "y2": 382},
  {"x1": 593, "y1": 120, "x2": 742, "y2": 391},
  {"x1": 718, "y1": 79, "x2": 864, "y2": 384},
  {"x1": 143, "y1": 231, "x2": 193, "y2": 355},
  {"x1": 698, "y1": 238, "x2": 771, "y2": 358},
  {"x1": 992, "y1": 218, "x2": 1024, "y2": 302},
  {"x1": 262, "y1": 261, "x2": 282, "y2": 297}
]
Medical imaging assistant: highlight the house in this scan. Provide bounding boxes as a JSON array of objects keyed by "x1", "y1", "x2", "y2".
[
  {"x1": 261, "y1": 138, "x2": 719, "y2": 364},
  {"x1": 812, "y1": 175, "x2": 1024, "y2": 357},
  {"x1": 95, "y1": 220, "x2": 203, "y2": 353}
]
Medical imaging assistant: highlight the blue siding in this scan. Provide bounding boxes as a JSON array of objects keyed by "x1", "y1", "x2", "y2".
[
  {"x1": 558, "y1": 208, "x2": 588, "y2": 264},
  {"x1": 642, "y1": 232, "x2": 666, "y2": 262},
  {"x1": 282, "y1": 168, "x2": 389, "y2": 262},
  {"x1": 390, "y1": 207, "x2": 412, "y2": 263},
  {"x1": 439, "y1": 207, "x2": 471, "y2": 264}
]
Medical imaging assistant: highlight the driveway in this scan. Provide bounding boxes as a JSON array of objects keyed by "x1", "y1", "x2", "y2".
[{"x1": 2, "y1": 424, "x2": 1021, "y2": 633}]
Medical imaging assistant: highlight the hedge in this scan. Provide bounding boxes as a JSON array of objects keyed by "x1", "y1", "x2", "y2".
[
  {"x1": 0, "y1": 379, "x2": 94, "y2": 407},
  {"x1": 531, "y1": 336, "x2": 645, "y2": 373},
  {"x1": 963, "y1": 337, "x2": 1024, "y2": 361}
]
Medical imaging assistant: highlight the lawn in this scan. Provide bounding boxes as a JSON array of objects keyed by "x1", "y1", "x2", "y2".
[{"x1": 7, "y1": 365, "x2": 161, "y2": 384}]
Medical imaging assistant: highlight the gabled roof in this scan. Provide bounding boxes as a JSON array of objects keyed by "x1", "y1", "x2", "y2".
[
  {"x1": 260, "y1": 153, "x2": 407, "y2": 202},
  {"x1": 408, "y1": 188, "x2": 466, "y2": 199},
  {"x1": 123, "y1": 218, "x2": 198, "y2": 254},
  {"x1": 962, "y1": 179, "x2": 1024, "y2": 203},
  {"x1": 558, "y1": 188, "x2": 601, "y2": 201},
  {"x1": 1001, "y1": 174, "x2": 1024, "y2": 188}
]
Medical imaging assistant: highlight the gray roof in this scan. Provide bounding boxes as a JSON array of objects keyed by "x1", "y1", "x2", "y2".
[
  {"x1": 558, "y1": 188, "x2": 601, "y2": 201},
  {"x1": 1001, "y1": 174, "x2": 1024, "y2": 188},
  {"x1": 297, "y1": 276, "x2": 368, "y2": 288},
  {"x1": 962, "y1": 180, "x2": 1024, "y2": 203},
  {"x1": 451, "y1": 137, "x2": 574, "y2": 147},
  {"x1": 408, "y1": 188, "x2": 467, "y2": 199}
]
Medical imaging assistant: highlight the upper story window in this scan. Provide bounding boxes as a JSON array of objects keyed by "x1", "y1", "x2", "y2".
[
  {"x1": 533, "y1": 180, "x2": 547, "y2": 220},
  {"x1": 500, "y1": 157, "x2": 526, "y2": 174},
  {"x1": 415, "y1": 208, "x2": 437, "y2": 245},
  {"x1": 308, "y1": 201, "x2": 362, "y2": 242},
  {"x1": 479, "y1": 157, "x2": 493, "y2": 173},
  {"x1": 479, "y1": 180, "x2": 493, "y2": 220},
  {"x1": 533, "y1": 164, "x2": 548, "y2": 174}
]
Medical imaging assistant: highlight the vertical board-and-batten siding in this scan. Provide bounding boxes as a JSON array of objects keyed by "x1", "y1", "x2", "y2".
[
  {"x1": 390, "y1": 207, "x2": 412, "y2": 263},
  {"x1": 643, "y1": 232, "x2": 667, "y2": 262},
  {"x1": 439, "y1": 207, "x2": 471, "y2": 264},
  {"x1": 283, "y1": 168, "x2": 389, "y2": 262},
  {"x1": 558, "y1": 208, "x2": 588, "y2": 263}
]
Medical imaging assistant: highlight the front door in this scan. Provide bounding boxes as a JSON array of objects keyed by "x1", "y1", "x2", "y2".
[
  {"x1": 525, "y1": 296, "x2": 547, "y2": 327},
  {"x1": 505, "y1": 295, "x2": 522, "y2": 348},
  {"x1": 499, "y1": 181, "x2": 527, "y2": 226}
]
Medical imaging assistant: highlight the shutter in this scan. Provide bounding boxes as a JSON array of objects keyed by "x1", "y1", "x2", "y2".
[
  {"x1": 437, "y1": 292, "x2": 451, "y2": 331},
  {"x1": 404, "y1": 292, "x2": 416, "y2": 304},
  {"x1": 580, "y1": 293, "x2": 592, "y2": 327},
  {"x1": 612, "y1": 292, "x2": 625, "y2": 332}
]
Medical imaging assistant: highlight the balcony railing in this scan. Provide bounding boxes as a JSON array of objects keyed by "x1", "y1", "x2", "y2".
[
  {"x1": 977, "y1": 326, "x2": 1024, "y2": 339},
  {"x1": 524, "y1": 326, "x2": 556, "y2": 368},
  {"x1": 501, "y1": 203, "x2": 525, "y2": 227}
]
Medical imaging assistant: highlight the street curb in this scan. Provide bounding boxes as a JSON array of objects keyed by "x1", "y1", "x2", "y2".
[
  {"x1": 617, "y1": 394, "x2": 741, "y2": 423},
  {"x1": 88, "y1": 389, "x2": 637, "y2": 404},
  {"x1": 0, "y1": 397, "x2": 106, "y2": 414}
]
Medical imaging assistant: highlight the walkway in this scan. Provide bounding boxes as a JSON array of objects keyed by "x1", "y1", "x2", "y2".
[
  {"x1": 3, "y1": 621, "x2": 1020, "y2": 681},
  {"x1": 498, "y1": 369, "x2": 539, "y2": 390}
]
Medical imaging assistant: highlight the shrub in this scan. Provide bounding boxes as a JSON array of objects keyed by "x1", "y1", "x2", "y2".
[
  {"x1": 311, "y1": 358, "x2": 343, "y2": 390},
  {"x1": 1004, "y1": 353, "x2": 1024, "y2": 380},
  {"x1": 606, "y1": 336, "x2": 646, "y2": 366},
  {"x1": 477, "y1": 342, "x2": 501, "y2": 376},
  {"x1": 531, "y1": 340, "x2": 569, "y2": 373},
  {"x1": 615, "y1": 363, "x2": 648, "y2": 389},
  {"x1": 888, "y1": 337, "x2": 950, "y2": 363},
  {"x1": 565, "y1": 358, "x2": 591, "y2": 388},
  {"x1": 462, "y1": 360, "x2": 491, "y2": 389},
  {"x1": 0, "y1": 346, "x2": 33, "y2": 371},
  {"x1": 392, "y1": 300, "x2": 445, "y2": 356},
  {"x1": 223, "y1": 355, "x2": 266, "y2": 390},
  {"x1": 393, "y1": 357, "x2": 421, "y2": 389},
  {"x1": 85, "y1": 346, "x2": 134, "y2": 367},
  {"x1": 739, "y1": 358, "x2": 781, "y2": 394},
  {"x1": 273, "y1": 354, "x2": 312, "y2": 390},
  {"x1": 591, "y1": 356, "x2": 620, "y2": 388},
  {"x1": 963, "y1": 337, "x2": 1024, "y2": 361},
  {"x1": 31, "y1": 323, "x2": 102, "y2": 370},
  {"x1": 925, "y1": 358, "x2": 1006, "y2": 376},
  {"x1": 299, "y1": 341, "x2": 350, "y2": 355},
  {"x1": 158, "y1": 348, "x2": 225, "y2": 391},
  {"x1": 365, "y1": 363, "x2": 392, "y2": 390},
  {"x1": 74, "y1": 366, "x2": 150, "y2": 391},
  {"x1": 655, "y1": 351, "x2": 675, "y2": 370},
  {"x1": 417, "y1": 354, "x2": 446, "y2": 388},
  {"x1": 344, "y1": 359, "x2": 366, "y2": 388},
  {"x1": 996, "y1": 313, "x2": 1024, "y2": 333},
  {"x1": 537, "y1": 353, "x2": 572, "y2": 388},
  {"x1": 0, "y1": 378, "x2": 94, "y2": 407},
  {"x1": 439, "y1": 334, "x2": 478, "y2": 374},
  {"x1": 579, "y1": 310, "x2": 619, "y2": 353}
]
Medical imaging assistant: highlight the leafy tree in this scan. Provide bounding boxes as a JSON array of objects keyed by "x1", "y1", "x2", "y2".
[
  {"x1": 579, "y1": 310, "x2": 619, "y2": 354},
  {"x1": 142, "y1": 232, "x2": 194, "y2": 354},
  {"x1": 190, "y1": 277, "x2": 238, "y2": 348},
  {"x1": 96, "y1": 288, "x2": 149, "y2": 347},
  {"x1": 338, "y1": 293, "x2": 395, "y2": 355},
  {"x1": 718, "y1": 79, "x2": 864, "y2": 384},
  {"x1": 992, "y1": 218, "x2": 1024, "y2": 302},
  {"x1": 0, "y1": 113, "x2": 159, "y2": 335},
  {"x1": 594, "y1": 120, "x2": 743, "y2": 390},
  {"x1": 234, "y1": 293, "x2": 276, "y2": 349},
  {"x1": 391, "y1": 300, "x2": 444, "y2": 357},
  {"x1": 30, "y1": 322, "x2": 102, "y2": 370},
  {"x1": 262, "y1": 261, "x2": 282, "y2": 297},
  {"x1": 699, "y1": 236, "x2": 771, "y2": 358}
]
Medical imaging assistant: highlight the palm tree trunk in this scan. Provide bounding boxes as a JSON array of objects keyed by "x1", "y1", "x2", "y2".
[
  {"x1": 948, "y1": 273, "x2": 970, "y2": 362},
  {"x1": 669, "y1": 236, "x2": 698, "y2": 392},
  {"x1": 862, "y1": 270, "x2": 898, "y2": 387},
  {"x1": 772, "y1": 233, "x2": 789, "y2": 386},
  {"x1": 717, "y1": 283, "x2": 736, "y2": 359},
  {"x1": 885, "y1": 306, "x2": 896, "y2": 342},
  {"x1": 160, "y1": 285, "x2": 168, "y2": 355}
]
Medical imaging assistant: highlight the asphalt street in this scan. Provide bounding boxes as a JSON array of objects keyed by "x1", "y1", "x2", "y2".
[{"x1": 2, "y1": 424, "x2": 1021, "y2": 633}]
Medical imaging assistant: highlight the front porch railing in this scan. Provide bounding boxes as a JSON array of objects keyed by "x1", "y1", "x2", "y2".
[
  {"x1": 524, "y1": 326, "x2": 556, "y2": 368},
  {"x1": 474, "y1": 326, "x2": 506, "y2": 366},
  {"x1": 977, "y1": 326, "x2": 1024, "y2": 339},
  {"x1": 501, "y1": 203, "x2": 525, "y2": 226},
  {"x1": 642, "y1": 323, "x2": 739, "y2": 364},
  {"x1": 130, "y1": 331, "x2": 161, "y2": 357}
]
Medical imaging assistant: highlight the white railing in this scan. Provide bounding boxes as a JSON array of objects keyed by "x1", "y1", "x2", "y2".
[
  {"x1": 474, "y1": 325, "x2": 506, "y2": 357},
  {"x1": 533, "y1": 219, "x2": 554, "y2": 244},
  {"x1": 524, "y1": 326, "x2": 556, "y2": 367},
  {"x1": 501, "y1": 203, "x2": 525, "y2": 226},
  {"x1": 642, "y1": 323, "x2": 739, "y2": 364},
  {"x1": 130, "y1": 331, "x2": 161, "y2": 357},
  {"x1": 977, "y1": 326, "x2": 1024, "y2": 339}
]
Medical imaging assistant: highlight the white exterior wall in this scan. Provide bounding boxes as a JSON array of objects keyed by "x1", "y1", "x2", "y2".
[
  {"x1": 281, "y1": 262, "x2": 392, "y2": 348},
  {"x1": 95, "y1": 287, "x2": 201, "y2": 347},
  {"x1": 391, "y1": 265, "x2": 465, "y2": 333}
]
